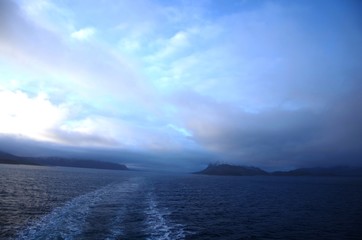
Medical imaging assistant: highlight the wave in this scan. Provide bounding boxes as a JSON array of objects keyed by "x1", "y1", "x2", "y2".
[
  {"x1": 15, "y1": 178, "x2": 142, "y2": 240},
  {"x1": 104, "y1": 180, "x2": 142, "y2": 240},
  {"x1": 15, "y1": 177, "x2": 192, "y2": 240},
  {"x1": 144, "y1": 193, "x2": 187, "y2": 240}
]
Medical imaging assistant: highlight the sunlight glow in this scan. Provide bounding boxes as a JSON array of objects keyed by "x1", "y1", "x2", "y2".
[{"x1": 0, "y1": 89, "x2": 67, "y2": 141}]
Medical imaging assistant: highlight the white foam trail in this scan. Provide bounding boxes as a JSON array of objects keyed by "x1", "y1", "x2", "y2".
[
  {"x1": 104, "y1": 181, "x2": 141, "y2": 240},
  {"x1": 16, "y1": 179, "x2": 141, "y2": 240},
  {"x1": 144, "y1": 193, "x2": 186, "y2": 240}
]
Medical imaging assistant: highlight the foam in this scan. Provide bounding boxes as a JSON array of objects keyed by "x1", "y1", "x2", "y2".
[
  {"x1": 144, "y1": 193, "x2": 186, "y2": 240},
  {"x1": 15, "y1": 178, "x2": 142, "y2": 240},
  {"x1": 104, "y1": 181, "x2": 142, "y2": 240}
]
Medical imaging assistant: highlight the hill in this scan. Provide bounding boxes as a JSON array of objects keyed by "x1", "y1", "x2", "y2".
[
  {"x1": 272, "y1": 166, "x2": 362, "y2": 177},
  {"x1": 195, "y1": 163, "x2": 362, "y2": 177},
  {"x1": 0, "y1": 151, "x2": 39, "y2": 165},
  {"x1": 195, "y1": 163, "x2": 268, "y2": 176},
  {"x1": 0, "y1": 151, "x2": 128, "y2": 171}
]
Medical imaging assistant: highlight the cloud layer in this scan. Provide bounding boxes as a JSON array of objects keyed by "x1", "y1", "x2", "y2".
[{"x1": 0, "y1": 0, "x2": 361, "y2": 170}]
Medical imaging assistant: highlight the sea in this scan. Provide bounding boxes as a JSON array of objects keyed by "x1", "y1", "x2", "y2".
[{"x1": 1, "y1": 164, "x2": 362, "y2": 240}]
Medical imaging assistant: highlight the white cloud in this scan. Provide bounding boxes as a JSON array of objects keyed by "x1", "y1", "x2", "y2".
[
  {"x1": 0, "y1": 89, "x2": 67, "y2": 141},
  {"x1": 71, "y1": 27, "x2": 96, "y2": 41},
  {"x1": 170, "y1": 31, "x2": 189, "y2": 47},
  {"x1": 146, "y1": 31, "x2": 190, "y2": 61}
]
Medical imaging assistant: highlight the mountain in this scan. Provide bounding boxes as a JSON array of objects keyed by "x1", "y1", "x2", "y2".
[
  {"x1": 0, "y1": 151, "x2": 39, "y2": 165},
  {"x1": 0, "y1": 151, "x2": 128, "y2": 171},
  {"x1": 272, "y1": 166, "x2": 362, "y2": 177},
  {"x1": 195, "y1": 163, "x2": 362, "y2": 177},
  {"x1": 30, "y1": 157, "x2": 128, "y2": 170},
  {"x1": 195, "y1": 163, "x2": 268, "y2": 176}
]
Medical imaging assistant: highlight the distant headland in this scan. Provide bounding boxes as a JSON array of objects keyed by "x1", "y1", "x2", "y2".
[
  {"x1": 195, "y1": 163, "x2": 362, "y2": 177},
  {"x1": 0, "y1": 151, "x2": 128, "y2": 171},
  {"x1": 195, "y1": 163, "x2": 268, "y2": 176}
]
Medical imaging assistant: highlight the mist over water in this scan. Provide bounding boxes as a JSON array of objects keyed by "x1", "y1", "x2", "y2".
[{"x1": 1, "y1": 164, "x2": 362, "y2": 240}]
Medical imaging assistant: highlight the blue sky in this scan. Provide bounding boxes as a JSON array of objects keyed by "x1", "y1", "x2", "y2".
[{"x1": 0, "y1": 0, "x2": 361, "y2": 170}]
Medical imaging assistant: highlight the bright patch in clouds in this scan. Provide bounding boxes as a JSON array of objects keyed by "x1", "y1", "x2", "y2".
[{"x1": 0, "y1": 89, "x2": 67, "y2": 141}]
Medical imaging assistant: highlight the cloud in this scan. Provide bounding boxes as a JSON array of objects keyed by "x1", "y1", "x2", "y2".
[
  {"x1": 0, "y1": 132, "x2": 214, "y2": 171},
  {"x1": 71, "y1": 27, "x2": 96, "y2": 41},
  {"x1": 172, "y1": 85, "x2": 362, "y2": 169},
  {"x1": 0, "y1": 89, "x2": 67, "y2": 141},
  {"x1": 0, "y1": 0, "x2": 151, "y2": 105},
  {"x1": 0, "y1": 88, "x2": 119, "y2": 147},
  {"x1": 167, "y1": 124, "x2": 192, "y2": 137},
  {"x1": 0, "y1": 0, "x2": 362, "y2": 170},
  {"x1": 158, "y1": 31, "x2": 190, "y2": 57}
]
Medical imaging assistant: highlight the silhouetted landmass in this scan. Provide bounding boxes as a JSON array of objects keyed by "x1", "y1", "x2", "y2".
[
  {"x1": 0, "y1": 151, "x2": 128, "y2": 170},
  {"x1": 196, "y1": 163, "x2": 362, "y2": 177},
  {"x1": 272, "y1": 166, "x2": 362, "y2": 177},
  {"x1": 195, "y1": 163, "x2": 268, "y2": 176},
  {"x1": 0, "y1": 151, "x2": 40, "y2": 165}
]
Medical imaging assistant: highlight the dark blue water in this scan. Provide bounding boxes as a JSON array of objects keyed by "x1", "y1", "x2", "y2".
[{"x1": 1, "y1": 164, "x2": 362, "y2": 239}]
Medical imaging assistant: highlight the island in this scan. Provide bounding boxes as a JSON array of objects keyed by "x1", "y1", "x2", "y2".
[
  {"x1": 195, "y1": 163, "x2": 362, "y2": 177},
  {"x1": 0, "y1": 151, "x2": 128, "y2": 171},
  {"x1": 272, "y1": 166, "x2": 362, "y2": 177},
  {"x1": 194, "y1": 163, "x2": 268, "y2": 176}
]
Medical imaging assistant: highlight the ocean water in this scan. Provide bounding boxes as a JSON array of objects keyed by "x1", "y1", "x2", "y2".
[{"x1": 1, "y1": 164, "x2": 362, "y2": 240}]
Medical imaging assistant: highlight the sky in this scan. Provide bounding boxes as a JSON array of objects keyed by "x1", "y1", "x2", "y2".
[{"x1": 0, "y1": 0, "x2": 361, "y2": 171}]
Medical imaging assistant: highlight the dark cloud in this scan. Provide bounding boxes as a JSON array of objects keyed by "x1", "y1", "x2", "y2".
[
  {"x1": 173, "y1": 84, "x2": 362, "y2": 170},
  {"x1": 0, "y1": 133, "x2": 214, "y2": 172},
  {"x1": 45, "y1": 128, "x2": 120, "y2": 147}
]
